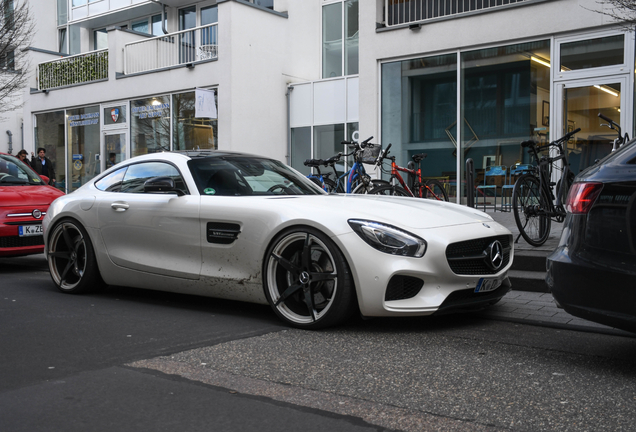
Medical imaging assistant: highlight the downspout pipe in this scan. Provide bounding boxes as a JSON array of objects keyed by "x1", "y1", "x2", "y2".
[
  {"x1": 6, "y1": 130, "x2": 13, "y2": 155},
  {"x1": 286, "y1": 86, "x2": 294, "y2": 165},
  {"x1": 149, "y1": 0, "x2": 168, "y2": 34}
]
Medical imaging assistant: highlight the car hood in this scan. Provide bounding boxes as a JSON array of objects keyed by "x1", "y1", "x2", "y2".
[
  {"x1": 0, "y1": 185, "x2": 64, "y2": 207},
  {"x1": 271, "y1": 194, "x2": 494, "y2": 230}
]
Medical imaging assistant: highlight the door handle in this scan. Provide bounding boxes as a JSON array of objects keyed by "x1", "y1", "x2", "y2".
[{"x1": 111, "y1": 202, "x2": 129, "y2": 212}]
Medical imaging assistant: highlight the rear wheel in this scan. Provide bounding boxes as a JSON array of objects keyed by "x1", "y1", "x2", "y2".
[
  {"x1": 421, "y1": 180, "x2": 449, "y2": 201},
  {"x1": 369, "y1": 185, "x2": 410, "y2": 196},
  {"x1": 47, "y1": 219, "x2": 104, "y2": 293},
  {"x1": 512, "y1": 174, "x2": 551, "y2": 246},
  {"x1": 263, "y1": 227, "x2": 356, "y2": 329},
  {"x1": 352, "y1": 178, "x2": 390, "y2": 194},
  {"x1": 323, "y1": 178, "x2": 339, "y2": 193}
]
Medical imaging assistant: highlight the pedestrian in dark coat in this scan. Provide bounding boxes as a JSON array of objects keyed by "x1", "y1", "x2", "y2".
[{"x1": 31, "y1": 147, "x2": 56, "y2": 185}]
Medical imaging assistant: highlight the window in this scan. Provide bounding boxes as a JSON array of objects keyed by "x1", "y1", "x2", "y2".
[
  {"x1": 120, "y1": 162, "x2": 186, "y2": 194},
  {"x1": 94, "y1": 28, "x2": 107, "y2": 50},
  {"x1": 95, "y1": 167, "x2": 126, "y2": 192},
  {"x1": 131, "y1": 96, "x2": 171, "y2": 157},
  {"x1": 560, "y1": 35, "x2": 624, "y2": 71},
  {"x1": 0, "y1": 51, "x2": 14, "y2": 70},
  {"x1": 322, "y1": 0, "x2": 358, "y2": 78},
  {"x1": 172, "y1": 91, "x2": 218, "y2": 151},
  {"x1": 67, "y1": 106, "x2": 101, "y2": 191},
  {"x1": 34, "y1": 111, "x2": 65, "y2": 193},
  {"x1": 133, "y1": 15, "x2": 165, "y2": 36}
]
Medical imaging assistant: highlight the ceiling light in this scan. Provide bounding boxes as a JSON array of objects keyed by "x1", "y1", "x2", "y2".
[
  {"x1": 594, "y1": 85, "x2": 619, "y2": 97},
  {"x1": 531, "y1": 56, "x2": 551, "y2": 68}
]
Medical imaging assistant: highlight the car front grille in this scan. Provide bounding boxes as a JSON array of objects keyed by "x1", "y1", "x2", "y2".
[
  {"x1": 0, "y1": 236, "x2": 44, "y2": 248},
  {"x1": 445, "y1": 235, "x2": 512, "y2": 275},
  {"x1": 385, "y1": 275, "x2": 424, "y2": 301}
]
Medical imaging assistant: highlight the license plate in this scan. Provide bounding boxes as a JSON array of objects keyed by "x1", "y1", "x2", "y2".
[
  {"x1": 475, "y1": 277, "x2": 502, "y2": 293},
  {"x1": 19, "y1": 225, "x2": 43, "y2": 237}
]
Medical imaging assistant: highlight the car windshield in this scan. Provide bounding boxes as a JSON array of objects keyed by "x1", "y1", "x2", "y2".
[
  {"x1": 0, "y1": 155, "x2": 45, "y2": 186},
  {"x1": 188, "y1": 156, "x2": 324, "y2": 196}
]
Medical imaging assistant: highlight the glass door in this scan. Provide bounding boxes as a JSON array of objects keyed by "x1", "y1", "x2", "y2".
[
  {"x1": 556, "y1": 77, "x2": 627, "y2": 176},
  {"x1": 102, "y1": 131, "x2": 127, "y2": 172}
]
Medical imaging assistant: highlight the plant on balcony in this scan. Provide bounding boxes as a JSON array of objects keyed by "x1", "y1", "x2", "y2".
[{"x1": 38, "y1": 51, "x2": 108, "y2": 90}]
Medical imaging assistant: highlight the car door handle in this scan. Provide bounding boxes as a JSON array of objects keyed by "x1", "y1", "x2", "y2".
[{"x1": 111, "y1": 202, "x2": 130, "y2": 212}]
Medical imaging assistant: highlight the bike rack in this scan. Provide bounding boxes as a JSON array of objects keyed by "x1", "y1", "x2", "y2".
[{"x1": 466, "y1": 158, "x2": 475, "y2": 208}]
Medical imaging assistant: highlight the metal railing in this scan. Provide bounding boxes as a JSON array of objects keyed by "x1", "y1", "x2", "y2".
[
  {"x1": 384, "y1": 0, "x2": 529, "y2": 26},
  {"x1": 37, "y1": 49, "x2": 108, "y2": 90},
  {"x1": 124, "y1": 23, "x2": 218, "y2": 74}
]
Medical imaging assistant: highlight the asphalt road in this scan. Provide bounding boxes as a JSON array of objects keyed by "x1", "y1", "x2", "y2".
[{"x1": 2, "y1": 255, "x2": 636, "y2": 431}]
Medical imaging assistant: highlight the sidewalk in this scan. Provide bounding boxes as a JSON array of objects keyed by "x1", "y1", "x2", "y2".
[{"x1": 474, "y1": 206, "x2": 634, "y2": 338}]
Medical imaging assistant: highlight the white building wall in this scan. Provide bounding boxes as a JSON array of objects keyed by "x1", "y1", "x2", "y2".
[{"x1": 0, "y1": 0, "x2": 58, "y2": 154}]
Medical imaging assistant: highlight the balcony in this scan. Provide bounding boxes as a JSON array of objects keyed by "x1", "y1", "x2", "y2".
[
  {"x1": 384, "y1": 0, "x2": 530, "y2": 27},
  {"x1": 37, "y1": 50, "x2": 108, "y2": 91},
  {"x1": 124, "y1": 24, "x2": 218, "y2": 75}
]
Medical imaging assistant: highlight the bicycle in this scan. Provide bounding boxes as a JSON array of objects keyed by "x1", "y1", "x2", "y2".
[
  {"x1": 512, "y1": 127, "x2": 580, "y2": 246},
  {"x1": 598, "y1": 113, "x2": 630, "y2": 152},
  {"x1": 304, "y1": 155, "x2": 340, "y2": 192},
  {"x1": 369, "y1": 143, "x2": 449, "y2": 201}
]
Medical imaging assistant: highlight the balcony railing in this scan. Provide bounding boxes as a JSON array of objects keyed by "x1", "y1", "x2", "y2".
[
  {"x1": 37, "y1": 49, "x2": 108, "y2": 91},
  {"x1": 124, "y1": 24, "x2": 218, "y2": 75},
  {"x1": 384, "y1": 0, "x2": 530, "y2": 26}
]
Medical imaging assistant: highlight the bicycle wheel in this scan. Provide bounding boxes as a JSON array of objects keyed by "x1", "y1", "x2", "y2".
[
  {"x1": 512, "y1": 174, "x2": 551, "y2": 246},
  {"x1": 352, "y1": 179, "x2": 390, "y2": 194},
  {"x1": 421, "y1": 180, "x2": 449, "y2": 201},
  {"x1": 369, "y1": 185, "x2": 410, "y2": 196},
  {"x1": 323, "y1": 178, "x2": 339, "y2": 193}
]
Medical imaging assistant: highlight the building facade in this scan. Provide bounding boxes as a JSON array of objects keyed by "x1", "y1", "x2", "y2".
[{"x1": 2, "y1": 0, "x2": 632, "y2": 203}]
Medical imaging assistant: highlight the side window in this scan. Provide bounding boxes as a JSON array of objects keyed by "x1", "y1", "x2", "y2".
[
  {"x1": 120, "y1": 162, "x2": 187, "y2": 194},
  {"x1": 95, "y1": 167, "x2": 127, "y2": 192}
]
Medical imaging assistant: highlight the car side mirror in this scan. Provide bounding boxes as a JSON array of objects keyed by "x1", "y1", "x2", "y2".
[
  {"x1": 40, "y1": 175, "x2": 50, "y2": 184},
  {"x1": 144, "y1": 176, "x2": 184, "y2": 196}
]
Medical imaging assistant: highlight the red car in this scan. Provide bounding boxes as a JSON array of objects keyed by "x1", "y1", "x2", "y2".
[{"x1": 0, "y1": 153, "x2": 64, "y2": 257}]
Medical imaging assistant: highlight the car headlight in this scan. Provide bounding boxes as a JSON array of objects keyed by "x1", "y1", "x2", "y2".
[{"x1": 348, "y1": 219, "x2": 427, "y2": 257}]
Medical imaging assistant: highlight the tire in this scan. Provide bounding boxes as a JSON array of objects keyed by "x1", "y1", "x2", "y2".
[
  {"x1": 263, "y1": 227, "x2": 356, "y2": 329},
  {"x1": 369, "y1": 185, "x2": 410, "y2": 196},
  {"x1": 47, "y1": 218, "x2": 105, "y2": 294},
  {"x1": 422, "y1": 180, "x2": 449, "y2": 201},
  {"x1": 352, "y1": 179, "x2": 390, "y2": 194},
  {"x1": 512, "y1": 174, "x2": 551, "y2": 246},
  {"x1": 323, "y1": 178, "x2": 339, "y2": 193}
]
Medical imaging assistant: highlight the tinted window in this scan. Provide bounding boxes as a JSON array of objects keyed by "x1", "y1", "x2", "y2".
[
  {"x1": 120, "y1": 162, "x2": 187, "y2": 194},
  {"x1": 95, "y1": 167, "x2": 127, "y2": 192},
  {"x1": 188, "y1": 156, "x2": 323, "y2": 196}
]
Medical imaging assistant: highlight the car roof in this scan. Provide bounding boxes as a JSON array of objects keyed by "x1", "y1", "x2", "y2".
[{"x1": 173, "y1": 149, "x2": 272, "y2": 160}]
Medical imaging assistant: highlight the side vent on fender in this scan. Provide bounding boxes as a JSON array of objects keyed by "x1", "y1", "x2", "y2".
[{"x1": 207, "y1": 222, "x2": 241, "y2": 244}]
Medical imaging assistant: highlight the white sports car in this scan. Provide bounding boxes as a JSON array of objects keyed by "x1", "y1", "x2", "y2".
[{"x1": 43, "y1": 151, "x2": 513, "y2": 329}]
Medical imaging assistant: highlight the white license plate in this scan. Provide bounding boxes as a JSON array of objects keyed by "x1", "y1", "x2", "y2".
[
  {"x1": 19, "y1": 225, "x2": 43, "y2": 237},
  {"x1": 475, "y1": 277, "x2": 502, "y2": 293}
]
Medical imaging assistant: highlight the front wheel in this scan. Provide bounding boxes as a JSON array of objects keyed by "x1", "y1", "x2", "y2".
[
  {"x1": 369, "y1": 185, "x2": 411, "y2": 196},
  {"x1": 352, "y1": 179, "x2": 390, "y2": 194},
  {"x1": 421, "y1": 180, "x2": 449, "y2": 201},
  {"x1": 512, "y1": 174, "x2": 551, "y2": 246},
  {"x1": 263, "y1": 227, "x2": 356, "y2": 329},
  {"x1": 47, "y1": 219, "x2": 105, "y2": 293}
]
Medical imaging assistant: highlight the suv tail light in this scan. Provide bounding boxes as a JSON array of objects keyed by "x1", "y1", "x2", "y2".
[{"x1": 565, "y1": 182, "x2": 603, "y2": 214}]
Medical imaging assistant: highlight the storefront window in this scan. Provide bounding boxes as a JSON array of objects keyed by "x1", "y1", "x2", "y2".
[
  {"x1": 34, "y1": 111, "x2": 65, "y2": 192},
  {"x1": 381, "y1": 53, "x2": 457, "y2": 196},
  {"x1": 172, "y1": 91, "x2": 217, "y2": 151},
  {"x1": 461, "y1": 41, "x2": 551, "y2": 175},
  {"x1": 67, "y1": 105, "x2": 100, "y2": 192},
  {"x1": 131, "y1": 96, "x2": 171, "y2": 157}
]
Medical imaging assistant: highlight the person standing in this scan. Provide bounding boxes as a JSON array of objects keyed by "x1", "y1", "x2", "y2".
[
  {"x1": 31, "y1": 147, "x2": 56, "y2": 185},
  {"x1": 16, "y1": 149, "x2": 29, "y2": 163}
]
